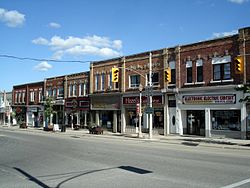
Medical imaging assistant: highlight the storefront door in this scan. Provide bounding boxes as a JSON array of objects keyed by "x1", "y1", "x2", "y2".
[{"x1": 187, "y1": 110, "x2": 205, "y2": 136}]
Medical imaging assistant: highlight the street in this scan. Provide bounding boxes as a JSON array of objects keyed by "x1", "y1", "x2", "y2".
[{"x1": 0, "y1": 128, "x2": 250, "y2": 188}]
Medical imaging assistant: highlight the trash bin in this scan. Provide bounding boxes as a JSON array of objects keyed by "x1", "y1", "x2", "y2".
[{"x1": 61, "y1": 124, "x2": 66, "y2": 132}]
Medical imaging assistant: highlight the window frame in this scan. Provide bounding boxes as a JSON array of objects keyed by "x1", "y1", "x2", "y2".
[{"x1": 129, "y1": 75, "x2": 140, "y2": 88}]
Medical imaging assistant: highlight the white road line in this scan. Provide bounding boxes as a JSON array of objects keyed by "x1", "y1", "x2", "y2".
[{"x1": 221, "y1": 178, "x2": 250, "y2": 188}]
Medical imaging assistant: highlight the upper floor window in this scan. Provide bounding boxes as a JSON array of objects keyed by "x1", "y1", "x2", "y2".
[
  {"x1": 212, "y1": 56, "x2": 231, "y2": 81},
  {"x1": 73, "y1": 84, "x2": 77, "y2": 96},
  {"x1": 95, "y1": 74, "x2": 100, "y2": 91},
  {"x1": 186, "y1": 61, "x2": 193, "y2": 83},
  {"x1": 196, "y1": 60, "x2": 203, "y2": 82},
  {"x1": 15, "y1": 92, "x2": 18, "y2": 103},
  {"x1": 108, "y1": 72, "x2": 112, "y2": 89},
  {"x1": 130, "y1": 75, "x2": 140, "y2": 88},
  {"x1": 38, "y1": 90, "x2": 43, "y2": 102},
  {"x1": 79, "y1": 83, "x2": 87, "y2": 96},
  {"x1": 22, "y1": 92, "x2": 25, "y2": 103},
  {"x1": 47, "y1": 88, "x2": 52, "y2": 97},
  {"x1": 147, "y1": 72, "x2": 159, "y2": 86},
  {"x1": 53, "y1": 88, "x2": 57, "y2": 97},
  {"x1": 69, "y1": 85, "x2": 73, "y2": 97},
  {"x1": 30, "y1": 90, "x2": 35, "y2": 102},
  {"x1": 57, "y1": 87, "x2": 64, "y2": 98},
  {"x1": 101, "y1": 73, "x2": 105, "y2": 91},
  {"x1": 169, "y1": 61, "x2": 176, "y2": 84}
]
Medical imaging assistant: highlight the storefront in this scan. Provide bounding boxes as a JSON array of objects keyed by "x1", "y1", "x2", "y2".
[
  {"x1": 122, "y1": 94, "x2": 164, "y2": 134},
  {"x1": 65, "y1": 97, "x2": 90, "y2": 128},
  {"x1": 26, "y1": 105, "x2": 44, "y2": 127},
  {"x1": 12, "y1": 106, "x2": 26, "y2": 126},
  {"x1": 90, "y1": 94, "x2": 121, "y2": 132},
  {"x1": 176, "y1": 88, "x2": 245, "y2": 139}
]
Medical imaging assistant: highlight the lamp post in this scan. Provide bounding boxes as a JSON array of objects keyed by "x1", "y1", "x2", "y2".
[{"x1": 138, "y1": 84, "x2": 143, "y2": 138}]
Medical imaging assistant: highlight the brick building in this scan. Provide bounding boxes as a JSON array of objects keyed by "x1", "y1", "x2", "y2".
[
  {"x1": 162, "y1": 26, "x2": 250, "y2": 139},
  {"x1": 12, "y1": 81, "x2": 44, "y2": 127},
  {"x1": 44, "y1": 75, "x2": 65, "y2": 126},
  {"x1": 64, "y1": 72, "x2": 90, "y2": 128},
  {"x1": 90, "y1": 26, "x2": 250, "y2": 139}
]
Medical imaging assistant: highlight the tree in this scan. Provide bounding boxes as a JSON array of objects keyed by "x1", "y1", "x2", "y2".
[
  {"x1": 236, "y1": 84, "x2": 250, "y2": 102},
  {"x1": 44, "y1": 97, "x2": 55, "y2": 127}
]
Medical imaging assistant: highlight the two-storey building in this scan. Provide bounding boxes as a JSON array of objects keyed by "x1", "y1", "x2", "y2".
[
  {"x1": 64, "y1": 72, "x2": 90, "y2": 128},
  {"x1": 12, "y1": 81, "x2": 44, "y2": 127},
  {"x1": 162, "y1": 27, "x2": 250, "y2": 139}
]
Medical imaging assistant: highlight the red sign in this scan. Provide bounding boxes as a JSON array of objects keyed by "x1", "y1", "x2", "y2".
[{"x1": 123, "y1": 96, "x2": 162, "y2": 105}]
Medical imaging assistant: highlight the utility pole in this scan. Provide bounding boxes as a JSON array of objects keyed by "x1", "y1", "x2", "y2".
[{"x1": 149, "y1": 52, "x2": 153, "y2": 139}]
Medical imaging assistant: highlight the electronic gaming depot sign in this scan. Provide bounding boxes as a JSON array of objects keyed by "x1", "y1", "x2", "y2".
[{"x1": 182, "y1": 94, "x2": 236, "y2": 105}]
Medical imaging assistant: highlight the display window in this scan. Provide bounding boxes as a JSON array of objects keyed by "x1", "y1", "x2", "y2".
[{"x1": 211, "y1": 110, "x2": 241, "y2": 131}]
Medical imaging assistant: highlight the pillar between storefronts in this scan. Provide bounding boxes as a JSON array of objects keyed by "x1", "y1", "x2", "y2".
[
  {"x1": 95, "y1": 111, "x2": 100, "y2": 126},
  {"x1": 26, "y1": 111, "x2": 29, "y2": 127},
  {"x1": 121, "y1": 107, "x2": 126, "y2": 134},
  {"x1": 113, "y1": 111, "x2": 117, "y2": 133},
  {"x1": 241, "y1": 103, "x2": 247, "y2": 139},
  {"x1": 84, "y1": 111, "x2": 87, "y2": 127},
  {"x1": 205, "y1": 108, "x2": 211, "y2": 138}
]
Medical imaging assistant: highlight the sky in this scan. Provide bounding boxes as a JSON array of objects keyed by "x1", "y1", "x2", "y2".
[{"x1": 0, "y1": 0, "x2": 249, "y2": 92}]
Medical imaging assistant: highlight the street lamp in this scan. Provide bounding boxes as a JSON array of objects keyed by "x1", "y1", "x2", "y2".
[{"x1": 138, "y1": 84, "x2": 143, "y2": 138}]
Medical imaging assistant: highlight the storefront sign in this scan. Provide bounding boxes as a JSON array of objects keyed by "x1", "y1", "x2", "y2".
[
  {"x1": 123, "y1": 96, "x2": 162, "y2": 105},
  {"x1": 65, "y1": 98, "x2": 90, "y2": 110},
  {"x1": 182, "y1": 94, "x2": 236, "y2": 105}
]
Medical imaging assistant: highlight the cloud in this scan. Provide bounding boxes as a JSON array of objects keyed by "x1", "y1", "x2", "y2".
[
  {"x1": 49, "y1": 22, "x2": 61, "y2": 28},
  {"x1": 34, "y1": 61, "x2": 53, "y2": 71},
  {"x1": 0, "y1": 8, "x2": 25, "y2": 27},
  {"x1": 228, "y1": 0, "x2": 249, "y2": 4},
  {"x1": 32, "y1": 35, "x2": 123, "y2": 59},
  {"x1": 32, "y1": 37, "x2": 49, "y2": 45},
  {"x1": 212, "y1": 30, "x2": 238, "y2": 38}
]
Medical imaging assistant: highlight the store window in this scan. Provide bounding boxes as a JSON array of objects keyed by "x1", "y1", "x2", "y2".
[{"x1": 211, "y1": 110, "x2": 241, "y2": 131}]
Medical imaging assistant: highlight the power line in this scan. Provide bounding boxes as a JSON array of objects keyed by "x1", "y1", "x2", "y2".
[{"x1": 0, "y1": 54, "x2": 91, "y2": 63}]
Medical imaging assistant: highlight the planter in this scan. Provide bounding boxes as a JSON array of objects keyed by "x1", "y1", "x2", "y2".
[{"x1": 19, "y1": 123, "x2": 27, "y2": 129}]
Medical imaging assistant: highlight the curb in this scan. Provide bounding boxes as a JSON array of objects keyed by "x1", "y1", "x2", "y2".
[{"x1": 1, "y1": 126, "x2": 250, "y2": 150}]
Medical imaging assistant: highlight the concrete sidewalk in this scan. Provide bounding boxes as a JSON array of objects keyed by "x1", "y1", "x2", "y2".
[{"x1": 1, "y1": 125, "x2": 250, "y2": 150}]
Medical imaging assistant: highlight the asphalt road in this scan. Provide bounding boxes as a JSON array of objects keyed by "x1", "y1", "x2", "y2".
[{"x1": 1, "y1": 128, "x2": 250, "y2": 188}]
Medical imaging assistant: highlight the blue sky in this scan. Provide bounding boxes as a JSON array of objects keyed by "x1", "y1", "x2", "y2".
[{"x1": 0, "y1": 0, "x2": 249, "y2": 91}]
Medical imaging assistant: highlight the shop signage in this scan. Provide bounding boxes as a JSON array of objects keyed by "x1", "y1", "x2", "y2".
[
  {"x1": 182, "y1": 94, "x2": 236, "y2": 105},
  {"x1": 123, "y1": 96, "x2": 162, "y2": 105}
]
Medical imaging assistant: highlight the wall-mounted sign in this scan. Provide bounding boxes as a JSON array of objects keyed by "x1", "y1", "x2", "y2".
[
  {"x1": 123, "y1": 96, "x2": 162, "y2": 105},
  {"x1": 182, "y1": 94, "x2": 236, "y2": 105}
]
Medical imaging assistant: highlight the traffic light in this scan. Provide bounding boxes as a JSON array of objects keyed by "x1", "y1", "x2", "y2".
[
  {"x1": 235, "y1": 56, "x2": 243, "y2": 74},
  {"x1": 164, "y1": 68, "x2": 171, "y2": 83},
  {"x1": 112, "y1": 68, "x2": 119, "y2": 82}
]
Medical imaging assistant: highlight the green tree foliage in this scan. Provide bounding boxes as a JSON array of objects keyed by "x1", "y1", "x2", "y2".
[
  {"x1": 236, "y1": 84, "x2": 250, "y2": 102},
  {"x1": 44, "y1": 97, "x2": 55, "y2": 125}
]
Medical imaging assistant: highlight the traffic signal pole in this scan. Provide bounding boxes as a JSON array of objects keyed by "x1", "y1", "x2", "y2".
[{"x1": 149, "y1": 52, "x2": 153, "y2": 139}]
